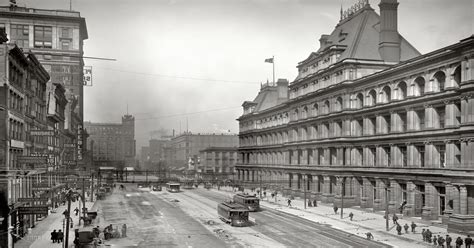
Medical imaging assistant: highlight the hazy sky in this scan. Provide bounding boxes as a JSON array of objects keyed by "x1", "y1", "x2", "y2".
[{"x1": 3, "y1": 0, "x2": 473, "y2": 149}]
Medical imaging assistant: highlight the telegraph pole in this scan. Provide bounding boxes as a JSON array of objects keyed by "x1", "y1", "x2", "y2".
[
  {"x1": 303, "y1": 176, "x2": 307, "y2": 209},
  {"x1": 64, "y1": 190, "x2": 73, "y2": 248},
  {"x1": 341, "y1": 178, "x2": 344, "y2": 219}
]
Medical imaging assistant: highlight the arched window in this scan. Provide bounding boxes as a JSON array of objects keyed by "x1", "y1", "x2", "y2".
[
  {"x1": 396, "y1": 81, "x2": 407, "y2": 100},
  {"x1": 413, "y1": 77, "x2": 425, "y2": 96},
  {"x1": 355, "y1": 93, "x2": 364, "y2": 108},
  {"x1": 312, "y1": 103, "x2": 319, "y2": 117},
  {"x1": 302, "y1": 106, "x2": 308, "y2": 119},
  {"x1": 323, "y1": 100, "x2": 330, "y2": 114},
  {"x1": 335, "y1": 97, "x2": 343, "y2": 112},
  {"x1": 432, "y1": 71, "x2": 446, "y2": 92},
  {"x1": 367, "y1": 89, "x2": 377, "y2": 106},
  {"x1": 381, "y1": 85, "x2": 391, "y2": 103},
  {"x1": 452, "y1": 65, "x2": 461, "y2": 88}
]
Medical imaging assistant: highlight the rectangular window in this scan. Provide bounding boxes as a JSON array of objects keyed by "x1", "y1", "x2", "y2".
[
  {"x1": 436, "y1": 106, "x2": 445, "y2": 128},
  {"x1": 417, "y1": 110, "x2": 425, "y2": 130},
  {"x1": 417, "y1": 145, "x2": 425, "y2": 167},
  {"x1": 10, "y1": 24, "x2": 29, "y2": 48},
  {"x1": 61, "y1": 40, "x2": 70, "y2": 50},
  {"x1": 34, "y1": 26, "x2": 52, "y2": 48},
  {"x1": 400, "y1": 146, "x2": 407, "y2": 167}
]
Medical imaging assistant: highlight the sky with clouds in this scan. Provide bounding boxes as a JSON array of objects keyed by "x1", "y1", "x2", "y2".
[{"x1": 2, "y1": 0, "x2": 472, "y2": 150}]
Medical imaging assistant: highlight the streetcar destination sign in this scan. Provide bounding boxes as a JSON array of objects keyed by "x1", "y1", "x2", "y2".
[{"x1": 18, "y1": 206, "x2": 49, "y2": 215}]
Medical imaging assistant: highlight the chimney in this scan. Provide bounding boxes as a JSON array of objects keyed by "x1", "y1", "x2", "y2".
[
  {"x1": 276, "y1": 79, "x2": 288, "y2": 103},
  {"x1": 378, "y1": 0, "x2": 401, "y2": 62}
]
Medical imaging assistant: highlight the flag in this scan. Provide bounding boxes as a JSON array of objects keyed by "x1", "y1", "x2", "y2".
[{"x1": 264, "y1": 58, "x2": 274, "y2": 63}]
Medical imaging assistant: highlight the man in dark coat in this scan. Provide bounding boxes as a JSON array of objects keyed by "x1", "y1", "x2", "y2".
[
  {"x1": 466, "y1": 235, "x2": 472, "y2": 248},
  {"x1": 422, "y1": 229, "x2": 426, "y2": 241},
  {"x1": 396, "y1": 224, "x2": 402, "y2": 235},
  {"x1": 455, "y1": 237, "x2": 463, "y2": 248},
  {"x1": 51, "y1": 229, "x2": 57, "y2": 243},
  {"x1": 446, "y1": 235, "x2": 452, "y2": 248},
  {"x1": 57, "y1": 229, "x2": 64, "y2": 243},
  {"x1": 411, "y1": 221, "x2": 417, "y2": 233}
]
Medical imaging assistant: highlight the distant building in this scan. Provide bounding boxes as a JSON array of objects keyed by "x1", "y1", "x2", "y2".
[
  {"x1": 236, "y1": 0, "x2": 474, "y2": 234},
  {"x1": 84, "y1": 114, "x2": 136, "y2": 170},
  {"x1": 199, "y1": 147, "x2": 239, "y2": 181},
  {"x1": 169, "y1": 132, "x2": 238, "y2": 170},
  {"x1": 140, "y1": 146, "x2": 150, "y2": 168}
]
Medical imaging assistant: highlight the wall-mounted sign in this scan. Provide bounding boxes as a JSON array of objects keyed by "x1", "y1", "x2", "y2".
[
  {"x1": 77, "y1": 125, "x2": 83, "y2": 161},
  {"x1": 18, "y1": 206, "x2": 49, "y2": 215},
  {"x1": 17, "y1": 156, "x2": 48, "y2": 164},
  {"x1": 83, "y1": 66, "x2": 92, "y2": 86},
  {"x1": 29, "y1": 130, "x2": 55, "y2": 136}
]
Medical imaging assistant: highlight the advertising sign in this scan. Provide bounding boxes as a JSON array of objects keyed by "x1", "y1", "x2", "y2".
[
  {"x1": 29, "y1": 130, "x2": 55, "y2": 136},
  {"x1": 17, "y1": 156, "x2": 48, "y2": 164},
  {"x1": 18, "y1": 206, "x2": 49, "y2": 215},
  {"x1": 83, "y1": 66, "x2": 92, "y2": 86}
]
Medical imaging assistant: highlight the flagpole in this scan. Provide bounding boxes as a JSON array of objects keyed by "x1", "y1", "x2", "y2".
[{"x1": 272, "y1": 55, "x2": 275, "y2": 84}]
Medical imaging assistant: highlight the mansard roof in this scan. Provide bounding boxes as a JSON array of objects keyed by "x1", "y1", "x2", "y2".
[{"x1": 298, "y1": 4, "x2": 420, "y2": 67}]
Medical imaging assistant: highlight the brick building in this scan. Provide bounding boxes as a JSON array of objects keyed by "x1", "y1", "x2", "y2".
[
  {"x1": 236, "y1": 0, "x2": 474, "y2": 234},
  {"x1": 84, "y1": 114, "x2": 136, "y2": 170}
]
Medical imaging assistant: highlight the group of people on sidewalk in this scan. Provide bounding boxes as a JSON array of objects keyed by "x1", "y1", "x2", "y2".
[
  {"x1": 421, "y1": 230, "x2": 472, "y2": 248},
  {"x1": 50, "y1": 229, "x2": 64, "y2": 243}
]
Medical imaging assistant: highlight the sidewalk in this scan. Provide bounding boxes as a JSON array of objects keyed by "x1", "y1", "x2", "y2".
[
  {"x1": 15, "y1": 200, "x2": 96, "y2": 248},
  {"x1": 216, "y1": 186, "x2": 469, "y2": 248}
]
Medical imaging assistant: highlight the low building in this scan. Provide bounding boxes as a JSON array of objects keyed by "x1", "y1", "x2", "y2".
[{"x1": 199, "y1": 147, "x2": 239, "y2": 182}]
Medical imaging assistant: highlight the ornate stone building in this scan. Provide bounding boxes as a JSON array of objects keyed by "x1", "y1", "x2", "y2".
[{"x1": 236, "y1": 0, "x2": 474, "y2": 234}]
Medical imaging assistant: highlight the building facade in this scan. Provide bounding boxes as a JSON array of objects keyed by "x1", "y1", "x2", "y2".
[
  {"x1": 0, "y1": 4, "x2": 89, "y2": 168},
  {"x1": 199, "y1": 147, "x2": 239, "y2": 181},
  {"x1": 170, "y1": 132, "x2": 239, "y2": 169},
  {"x1": 84, "y1": 114, "x2": 136, "y2": 170},
  {"x1": 236, "y1": 0, "x2": 474, "y2": 234},
  {"x1": 0, "y1": 37, "x2": 58, "y2": 246}
]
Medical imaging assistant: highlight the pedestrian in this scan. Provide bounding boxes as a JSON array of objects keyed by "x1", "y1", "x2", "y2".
[
  {"x1": 51, "y1": 229, "x2": 57, "y2": 243},
  {"x1": 263, "y1": 191, "x2": 267, "y2": 198},
  {"x1": 333, "y1": 206, "x2": 338, "y2": 214},
  {"x1": 271, "y1": 192, "x2": 275, "y2": 198},
  {"x1": 57, "y1": 229, "x2": 64, "y2": 243},
  {"x1": 349, "y1": 212, "x2": 354, "y2": 221},
  {"x1": 403, "y1": 223, "x2": 409, "y2": 233},
  {"x1": 411, "y1": 221, "x2": 417, "y2": 233},
  {"x1": 426, "y1": 229, "x2": 432, "y2": 243},
  {"x1": 433, "y1": 235, "x2": 438, "y2": 246},
  {"x1": 422, "y1": 229, "x2": 426, "y2": 242},
  {"x1": 446, "y1": 235, "x2": 452, "y2": 248},
  {"x1": 366, "y1": 232, "x2": 374, "y2": 240},
  {"x1": 287, "y1": 199, "x2": 292, "y2": 207},
  {"x1": 74, "y1": 207, "x2": 79, "y2": 216},
  {"x1": 63, "y1": 209, "x2": 69, "y2": 218},
  {"x1": 308, "y1": 200, "x2": 312, "y2": 207},
  {"x1": 121, "y1": 224, "x2": 127, "y2": 238},
  {"x1": 400, "y1": 200, "x2": 407, "y2": 213},
  {"x1": 392, "y1": 214, "x2": 399, "y2": 225},
  {"x1": 313, "y1": 199, "x2": 317, "y2": 207},
  {"x1": 466, "y1": 235, "x2": 472, "y2": 248},
  {"x1": 455, "y1": 237, "x2": 463, "y2": 248},
  {"x1": 438, "y1": 235, "x2": 445, "y2": 248},
  {"x1": 396, "y1": 224, "x2": 402, "y2": 235}
]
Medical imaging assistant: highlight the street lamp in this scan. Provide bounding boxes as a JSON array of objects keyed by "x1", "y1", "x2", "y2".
[
  {"x1": 259, "y1": 172, "x2": 262, "y2": 199},
  {"x1": 303, "y1": 175, "x2": 307, "y2": 209}
]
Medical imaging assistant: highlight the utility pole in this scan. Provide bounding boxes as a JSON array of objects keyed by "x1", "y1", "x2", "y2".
[
  {"x1": 64, "y1": 190, "x2": 73, "y2": 248},
  {"x1": 82, "y1": 177, "x2": 86, "y2": 222},
  {"x1": 90, "y1": 172, "x2": 94, "y2": 202},
  {"x1": 303, "y1": 176, "x2": 307, "y2": 209},
  {"x1": 259, "y1": 173, "x2": 262, "y2": 199},
  {"x1": 341, "y1": 177, "x2": 344, "y2": 219},
  {"x1": 385, "y1": 184, "x2": 390, "y2": 231}
]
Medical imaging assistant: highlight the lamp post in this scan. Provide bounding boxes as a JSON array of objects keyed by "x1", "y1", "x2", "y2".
[{"x1": 259, "y1": 172, "x2": 262, "y2": 199}]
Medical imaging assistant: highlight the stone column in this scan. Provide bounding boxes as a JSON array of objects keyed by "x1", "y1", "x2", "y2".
[
  {"x1": 405, "y1": 181, "x2": 416, "y2": 216},
  {"x1": 373, "y1": 179, "x2": 387, "y2": 211},
  {"x1": 461, "y1": 139, "x2": 474, "y2": 168},
  {"x1": 389, "y1": 179, "x2": 402, "y2": 214},
  {"x1": 460, "y1": 185, "x2": 468, "y2": 215},
  {"x1": 321, "y1": 176, "x2": 333, "y2": 203},
  {"x1": 360, "y1": 177, "x2": 373, "y2": 208},
  {"x1": 422, "y1": 182, "x2": 438, "y2": 220}
]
